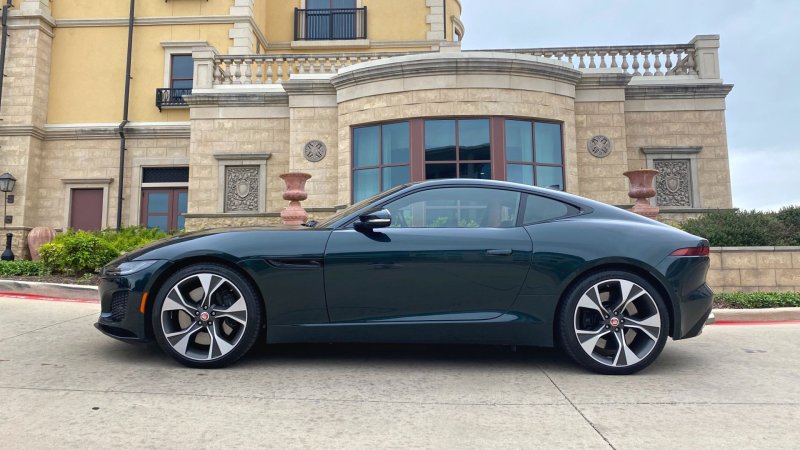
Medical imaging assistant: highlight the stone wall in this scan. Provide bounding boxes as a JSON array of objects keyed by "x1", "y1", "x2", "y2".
[
  {"x1": 625, "y1": 110, "x2": 732, "y2": 209},
  {"x1": 574, "y1": 100, "x2": 629, "y2": 205},
  {"x1": 707, "y1": 247, "x2": 800, "y2": 293}
]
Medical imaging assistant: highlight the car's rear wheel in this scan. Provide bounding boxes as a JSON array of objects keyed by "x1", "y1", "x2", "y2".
[
  {"x1": 557, "y1": 271, "x2": 669, "y2": 375},
  {"x1": 152, "y1": 263, "x2": 262, "y2": 368}
]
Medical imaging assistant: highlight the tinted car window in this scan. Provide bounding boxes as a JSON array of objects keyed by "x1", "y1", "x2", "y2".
[
  {"x1": 523, "y1": 194, "x2": 578, "y2": 224},
  {"x1": 384, "y1": 187, "x2": 520, "y2": 228}
]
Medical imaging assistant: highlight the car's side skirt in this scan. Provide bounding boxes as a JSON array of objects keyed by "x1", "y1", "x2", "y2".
[{"x1": 266, "y1": 312, "x2": 555, "y2": 347}]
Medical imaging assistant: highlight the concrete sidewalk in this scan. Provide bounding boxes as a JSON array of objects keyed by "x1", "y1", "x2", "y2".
[{"x1": 1, "y1": 294, "x2": 799, "y2": 448}]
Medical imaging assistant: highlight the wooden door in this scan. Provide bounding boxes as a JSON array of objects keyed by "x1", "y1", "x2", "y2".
[{"x1": 69, "y1": 188, "x2": 103, "y2": 231}]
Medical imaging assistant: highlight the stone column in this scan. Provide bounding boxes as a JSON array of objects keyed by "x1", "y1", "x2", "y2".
[
  {"x1": 192, "y1": 45, "x2": 218, "y2": 90},
  {"x1": 691, "y1": 35, "x2": 721, "y2": 80},
  {"x1": 228, "y1": 0, "x2": 257, "y2": 55}
]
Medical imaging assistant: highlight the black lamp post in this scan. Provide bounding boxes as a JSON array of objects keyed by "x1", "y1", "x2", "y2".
[{"x1": 0, "y1": 172, "x2": 16, "y2": 261}]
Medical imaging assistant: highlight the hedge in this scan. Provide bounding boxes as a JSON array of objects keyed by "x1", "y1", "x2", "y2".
[
  {"x1": 714, "y1": 292, "x2": 800, "y2": 309},
  {"x1": 681, "y1": 206, "x2": 800, "y2": 247},
  {"x1": 0, "y1": 260, "x2": 47, "y2": 277}
]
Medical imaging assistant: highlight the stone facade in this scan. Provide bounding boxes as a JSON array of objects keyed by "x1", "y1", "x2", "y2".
[
  {"x1": 0, "y1": 0, "x2": 736, "y2": 257},
  {"x1": 707, "y1": 248, "x2": 800, "y2": 293}
]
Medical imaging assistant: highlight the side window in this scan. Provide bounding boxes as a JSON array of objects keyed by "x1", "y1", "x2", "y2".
[
  {"x1": 523, "y1": 194, "x2": 578, "y2": 224},
  {"x1": 383, "y1": 188, "x2": 520, "y2": 228}
]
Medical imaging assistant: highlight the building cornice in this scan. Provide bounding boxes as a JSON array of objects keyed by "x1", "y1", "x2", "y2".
[
  {"x1": 625, "y1": 84, "x2": 733, "y2": 100},
  {"x1": 0, "y1": 125, "x2": 47, "y2": 140},
  {"x1": 331, "y1": 52, "x2": 582, "y2": 90},
  {"x1": 185, "y1": 91, "x2": 289, "y2": 108},
  {"x1": 641, "y1": 146, "x2": 702, "y2": 155},
  {"x1": 576, "y1": 72, "x2": 632, "y2": 89},
  {"x1": 281, "y1": 79, "x2": 337, "y2": 96},
  {"x1": 7, "y1": 12, "x2": 56, "y2": 37},
  {"x1": 42, "y1": 122, "x2": 190, "y2": 140}
]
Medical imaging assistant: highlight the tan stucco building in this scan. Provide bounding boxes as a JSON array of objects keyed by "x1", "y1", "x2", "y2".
[{"x1": 0, "y1": 0, "x2": 733, "y2": 257}]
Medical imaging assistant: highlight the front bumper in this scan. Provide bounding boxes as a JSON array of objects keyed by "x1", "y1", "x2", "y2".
[{"x1": 95, "y1": 260, "x2": 170, "y2": 343}]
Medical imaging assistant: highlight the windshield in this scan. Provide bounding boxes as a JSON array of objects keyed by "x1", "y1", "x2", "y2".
[{"x1": 315, "y1": 184, "x2": 409, "y2": 228}]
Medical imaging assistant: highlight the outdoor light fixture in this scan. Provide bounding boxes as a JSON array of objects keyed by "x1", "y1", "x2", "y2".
[{"x1": 0, "y1": 172, "x2": 16, "y2": 261}]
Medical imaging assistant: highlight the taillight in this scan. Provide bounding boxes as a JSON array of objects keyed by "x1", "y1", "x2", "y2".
[{"x1": 670, "y1": 246, "x2": 710, "y2": 257}]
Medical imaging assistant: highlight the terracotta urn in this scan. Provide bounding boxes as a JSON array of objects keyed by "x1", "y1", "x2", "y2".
[
  {"x1": 27, "y1": 226, "x2": 56, "y2": 261},
  {"x1": 279, "y1": 172, "x2": 312, "y2": 225},
  {"x1": 623, "y1": 169, "x2": 660, "y2": 219}
]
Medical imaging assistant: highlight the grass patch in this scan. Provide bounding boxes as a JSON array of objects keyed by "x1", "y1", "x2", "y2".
[{"x1": 714, "y1": 292, "x2": 800, "y2": 309}]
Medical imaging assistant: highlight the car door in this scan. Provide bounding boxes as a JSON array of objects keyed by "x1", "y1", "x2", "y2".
[{"x1": 323, "y1": 186, "x2": 533, "y2": 323}]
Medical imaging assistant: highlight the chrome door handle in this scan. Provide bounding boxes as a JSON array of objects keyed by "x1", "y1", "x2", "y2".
[{"x1": 486, "y1": 249, "x2": 512, "y2": 256}]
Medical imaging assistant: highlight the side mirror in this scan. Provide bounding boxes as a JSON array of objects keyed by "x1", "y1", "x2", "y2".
[{"x1": 354, "y1": 208, "x2": 391, "y2": 232}]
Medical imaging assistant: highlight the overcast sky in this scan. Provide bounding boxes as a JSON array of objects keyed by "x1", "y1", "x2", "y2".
[{"x1": 461, "y1": 0, "x2": 800, "y2": 211}]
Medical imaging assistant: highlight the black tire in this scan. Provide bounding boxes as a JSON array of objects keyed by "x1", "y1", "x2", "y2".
[
  {"x1": 557, "y1": 270, "x2": 669, "y2": 375},
  {"x1": 152, "y1": 263, "x2": 263, "y2": 368}
]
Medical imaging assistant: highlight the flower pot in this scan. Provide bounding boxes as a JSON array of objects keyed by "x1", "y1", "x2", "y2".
[{"x1": 27, "y1": 226, "x2": 56, "y2": 261}]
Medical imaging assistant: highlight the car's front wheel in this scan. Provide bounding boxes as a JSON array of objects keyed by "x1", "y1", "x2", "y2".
[
  {"x1": 557, "y1": 271, "x2": 669, "y2": 375},
  {"x1": 152, "y1": 263, "x2": 262, "y2": 368}
]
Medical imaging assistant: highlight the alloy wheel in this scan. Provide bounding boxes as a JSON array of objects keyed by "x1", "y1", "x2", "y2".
[
  {"x1": 159, "y1": 273, "x2": 249, "y2": 362},
  {"x1": 572, "y1": 279, "x2": 662, "y2": 368}
]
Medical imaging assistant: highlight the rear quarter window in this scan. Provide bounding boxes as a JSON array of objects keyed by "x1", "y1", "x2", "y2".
[{"x1": 523, "y1": 194, "x2": 580, "y2": 225}]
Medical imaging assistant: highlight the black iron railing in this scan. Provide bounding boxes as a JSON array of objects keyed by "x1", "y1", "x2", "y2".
[
  {"x1": 294, "y1": 7, "x2": 367, "y2": 41},
  {"x1": 155, "y1": 88, "x2": 192, "y2": 111}
]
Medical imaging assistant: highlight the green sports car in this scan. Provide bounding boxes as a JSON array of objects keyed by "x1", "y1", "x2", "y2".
[{"x1": 96, "y1": 179, "x2": 713, "y2": 374}]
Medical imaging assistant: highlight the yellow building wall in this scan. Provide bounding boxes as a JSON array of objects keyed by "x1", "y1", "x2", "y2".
[
  {"x1": 446, "y1": 0, "x2": 461, "y2": 41},
  {"x1": 261, "y1": 0, "x2": 430, "y2": 45},
  {"x1": 50, "y1": 0, "x2": 234, "y2": 19},
  {"x1": 47, "y1": 24, "x2": 232, "y2": 124}
]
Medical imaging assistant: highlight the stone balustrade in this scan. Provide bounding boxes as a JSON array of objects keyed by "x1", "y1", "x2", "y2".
[
  {"x1": 198, "y1": 35, "x2": 721, "y2": 87},
  {"x1": 211, "y1": 52, "x2": 418, "y2": 85}
]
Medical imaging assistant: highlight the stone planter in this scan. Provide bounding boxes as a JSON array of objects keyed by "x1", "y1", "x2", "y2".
[
  {"x1": 623, "y1": 169, "x2": 660, "y2": 219},
  {"x1": 27, "y1": 226, "x2": 56, "y2": 261},
  {"x1": 279, "y1": 172, "x2": 311, "y2": 226}
]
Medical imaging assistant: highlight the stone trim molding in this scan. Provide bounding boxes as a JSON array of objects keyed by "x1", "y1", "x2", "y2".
[
  {"x1": 332, "y1": 52, "x2": 582, "y2": 90},
  {"x1": 214, "y1": 153, "x2": 272, "y2": 213},
  {"x1": 643, "y1": 146, "x2": 702, "y2": 209},
  {"x1": 7, "y1": 12, "x2": 56, "y2": 37},
  {"x1": 451, "y1": 15, "x2": 465, "y2": 40},
  {"x1": 625, "y1": 84, "x2": 733, "y2": 100},
  {"x1": 266, "y1": 39, "x2": 440, "y2": 51},
  {"x1": 185, "y1": 91, "x2": 289, "y2": 108},
  {"x1": 55, "y1": 15, "x2": 248, "y2": 28},
  {"x1": 42, "y1": 122, "x2": 190, "y2": 140},
  {"x1": 0, "y1": 125, "x2": 47, "y2": 140},
  {"x1": 426, "y1": 0, "x2": 445, "y2": 41}
]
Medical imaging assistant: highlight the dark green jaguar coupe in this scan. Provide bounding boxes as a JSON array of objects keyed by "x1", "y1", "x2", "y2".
[{"x1": 96, "y1": 179, "x2": 712, "y2": 374}]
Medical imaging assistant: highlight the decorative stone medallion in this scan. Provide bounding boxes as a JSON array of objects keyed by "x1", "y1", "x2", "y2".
[
  {"x1": 303, "y1": 140, "x2": 327, "y2": 162},
  {"x1": 654, "y1": 159, "x2": 692, "y2": 207},
  {"x1": 587, "y1": 135, "x2": 613, "y2": 158},
  {"x1": 225, "y1": 166, "x2": 260, "y2": 212}
]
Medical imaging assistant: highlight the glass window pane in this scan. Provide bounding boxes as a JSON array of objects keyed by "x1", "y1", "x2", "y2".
[
  {"x1": 425, "y1": 120, "x2": 456, "y2": 161},
  {"x1": 382, "y1": 166, "x2": 409, "y2": 190},
  {"x1": 460, "y1": 162, "x2": 491, "y2": 180},
  {"x1": 177, "y1": 192, "x2": 188, "y2": 214},
  {"x1": 505, "y1": 120, "x2": 533, "y2": 162},
  {"x1": 306, "y1": 0, "x2": 329, "y2": 9},
  {"x1": 524, "y1": 194, "x2": 575, "y2": 224},
  {"x1": 353, "y1": 126, "x2": 380, "y2": 168},
  {"x1": 384, "y1": 187, "x2": 520, "y2": 229},
  {"x1": 535, "y1": 122, "x2": 563, "y2": 164},
  {"x1": 171, "y1": 55, "x2": 193, "y2": 79},
  {"x1": 458, "y1": 119, "x2": 490, "y2": 161},
  {"x1": 332, "y1": 0, "x2": 355, "y2": 8},
  {"x1": 536, "y1": 166, "x2": 564, "y2": 191},
  {"x1": 147, "y1": 216, "x2": 168, "y2": 232},
  {"x1": 353, "y1": 168, "x2": 380, "y2": 202},
  {"x1": 147, "y1": 193, "x2": 169, "y2": 213},
  {"x1": 171, "y1": 79, "x2": 192, "y2": 90},
  {"x1": 382, "y1": 122, "x2": 409, "y2": 165},
  {"x1": 177, "y1": 214, "x2": 185, "y2": 231},
  {"x1": 507, "y1": 164, "x2": 534, "y2": 185},
  {"x1": 425, "y1": 163, "x2": 457, "y2": 180}
]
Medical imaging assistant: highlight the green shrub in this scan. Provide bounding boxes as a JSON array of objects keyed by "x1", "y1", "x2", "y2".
[
  {"x1": 96, "y1": 226, "x2": 169, "y2": 253},
  {"x1": 681, "y1": 209, "x2": 789, "y2": 247},
  {"x1": 714, "y1": 292, "x2": 800, "y2": 309},
  {"x1": 0, "y1": 260, "x2": 47, "y2": 277},
  {"x1": 776, "y1": 206, "x2": 800, "y2": 245},
  {"x1": 39, "y1": 230, "x2": 120, "y2": 275}
]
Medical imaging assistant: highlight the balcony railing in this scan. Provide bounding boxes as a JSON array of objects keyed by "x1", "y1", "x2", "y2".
[
  {"x1": 155, "y1": 88, "x2": 192, "y2": 111},
  {"x1": 294, "y1": 7, "x2": 367, "y2": 41}
]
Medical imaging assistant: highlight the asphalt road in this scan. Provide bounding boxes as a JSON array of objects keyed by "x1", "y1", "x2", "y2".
[{"x1": 1, "y1": 296, "x2": 799, "y2": 449}]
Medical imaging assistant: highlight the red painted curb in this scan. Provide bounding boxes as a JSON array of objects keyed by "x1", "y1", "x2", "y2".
[
  {"x1": 0, "y1": 292, "x2": 99, "y2": 304},
  {"x1": 712, "y1": 320, "x2": 800, "y2": 326}
]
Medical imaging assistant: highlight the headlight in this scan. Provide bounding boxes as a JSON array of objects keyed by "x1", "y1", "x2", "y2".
[{"x1": 104, "y1": 260, "x2": 158, "y2": 276}]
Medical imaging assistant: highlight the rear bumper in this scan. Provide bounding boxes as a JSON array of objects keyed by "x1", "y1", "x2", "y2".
[
  {"x1": 658, "y1": 255, "x2": 714, "y2": 340},
  {"x1": 673, "y1": 282, "x2": 714, "y2": 340}
]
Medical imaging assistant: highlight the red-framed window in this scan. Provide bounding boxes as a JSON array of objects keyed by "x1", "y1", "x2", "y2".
[{"x1": 352, "y1": 117, "x2": 565, "y2": 202}]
